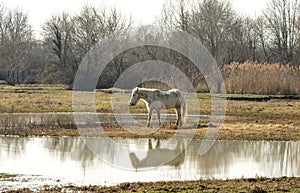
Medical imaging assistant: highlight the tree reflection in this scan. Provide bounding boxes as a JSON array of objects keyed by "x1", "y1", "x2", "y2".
[
  {"x1": 0, "y1": 136, "x2": 28, "y2": 159},
  {"x1": 43, "y1": 137, "x2": 95, "y2": 168},
  {"x1": 187, "y1": 140, "x2": 300, "y2": 178}
]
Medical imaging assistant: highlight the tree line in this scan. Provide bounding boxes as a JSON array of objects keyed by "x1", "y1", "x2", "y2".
[
  {"x1": 159, "y1": 0, "x2": 300, "y2": 66},
  {"x1": 0, "y1": 0, "x2": 300, "y2": 89}
]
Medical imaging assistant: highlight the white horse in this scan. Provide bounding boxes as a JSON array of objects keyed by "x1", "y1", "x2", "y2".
[{"x1": 129, "y1": 87, "x2": 187, "y2": 127}]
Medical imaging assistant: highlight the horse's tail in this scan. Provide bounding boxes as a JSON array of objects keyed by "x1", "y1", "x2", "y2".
[{"x1": 181, "y1": 94, "x2": 187, "y2": 126}]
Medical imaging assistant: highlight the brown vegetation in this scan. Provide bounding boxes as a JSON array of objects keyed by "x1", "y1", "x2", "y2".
[{"x1": 224, "y1": 61, "x2": 300, "y2": 95}]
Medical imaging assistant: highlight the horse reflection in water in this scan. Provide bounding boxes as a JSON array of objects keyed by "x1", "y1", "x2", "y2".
[
  {"x1": 129, "y1": 87, "x2": 187, "y2": 128},
  {"x1": 129, "y1": 138, "x2": 186, "y2": 169}
]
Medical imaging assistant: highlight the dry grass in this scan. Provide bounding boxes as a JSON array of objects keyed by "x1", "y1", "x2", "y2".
[
  {"x1": 0, "y1": 84, "x2": 300, "y2": 140},
  {"x1": 0, "y1": 84, "x2": 116, "y2": 113},
  {"x1": 0, "y1": 84, "x2": 72, "y2": 113},
  {"x1": 224, "y1": 61, "x2": 300, "y2": 95}
]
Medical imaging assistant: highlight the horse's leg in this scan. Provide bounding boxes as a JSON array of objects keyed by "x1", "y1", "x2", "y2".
[
  {"x1": 148, "y1": 138, "x2": 153, "y2": 149},
  {"x1": 155, "y1": 138, "x2": 160, "y2": 149},
  {"x1": 147, "y1": 108, "x2": 153, "y2": 127},
  {"x1": 157, "y1": 109, "x2": 161, "y2": 127},
  {"x1": 176, "y1": 107, "x2": 182, "y2": 127},
  {"x1": 146, "y1": 139, "x2": 152, "y2": 157}
]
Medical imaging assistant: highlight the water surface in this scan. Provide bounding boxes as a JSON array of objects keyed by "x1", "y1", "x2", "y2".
[{"x1": 0, "y1": 136, "x2": 299, "y2": 191}]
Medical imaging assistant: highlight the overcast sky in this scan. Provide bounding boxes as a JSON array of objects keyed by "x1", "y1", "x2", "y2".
[{"x1": 3, "y1": 0, "x2": 268, "y2": 38}]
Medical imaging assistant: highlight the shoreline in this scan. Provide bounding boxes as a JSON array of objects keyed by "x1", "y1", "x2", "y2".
[
  {"x1": 1, "y1": 121, "x2": 299, "y2": 141},
  {"x1": 2, "y1": 175, "x2": 300, "y2": 192}
]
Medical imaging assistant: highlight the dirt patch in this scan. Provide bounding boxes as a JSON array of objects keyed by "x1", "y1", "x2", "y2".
[{"x1": 4, "y1": 177, "x2": 300, "y2": 192}]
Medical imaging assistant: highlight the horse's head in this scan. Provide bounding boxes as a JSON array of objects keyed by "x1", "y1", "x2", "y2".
[{"x1": 130, "y1": 87, "x2": 141, "y2": 106}]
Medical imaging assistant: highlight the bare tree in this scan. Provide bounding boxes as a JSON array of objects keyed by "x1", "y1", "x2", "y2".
[
  {"x1": 251, "y1": 16, "x2": 272, "y2": 62},
  {"x1": 43, "y1": 13, "x2": 75, "y2": 67},
  {"x1": 293, "y1": 14, "x2": 300, "y2": 65},
  {"x1": 73, "y1": 5, "x2": 132, "y2": 60},
  {"x1": 264, "y1": 0, "x2": 300, "y2": 64},
  {"x1": 73, "y1": 6, "x2": 102, "y2": 56},
  {"x1": 0, "y1": 5, "x2": 33, "y2": 84},
  {"x1": 158, "y1": 0, "x2": 190, "y2": 31},
  {"x1": 41, "y1": 5, "x2": 132, "y2": 85},
  {"x1": 0, "y1": 3, "x2": 7, "y2": 42},
  {"x1": 42, "y1": 13, "x2": 76, "y2": 84},
  {"x1": 189, "y1": 0, "x2": 238, "y2": 64}
]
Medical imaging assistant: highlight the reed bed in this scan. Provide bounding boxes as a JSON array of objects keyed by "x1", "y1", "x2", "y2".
[{"x1": 223, "y1": 61, "x2": 300, "y2": 95}]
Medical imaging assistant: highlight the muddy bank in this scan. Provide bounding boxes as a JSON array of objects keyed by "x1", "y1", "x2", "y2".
[
  {"x1": 1, "y1": 121, "x2": 299, "y2": 141},
  {"x1": 3, "y1": 176, "x2": 300, "y2": 192}
]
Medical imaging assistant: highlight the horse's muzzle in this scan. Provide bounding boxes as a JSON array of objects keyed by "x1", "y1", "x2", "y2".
[{"x1": 130, "y1": 103, "x2": 135, "y2": 106}]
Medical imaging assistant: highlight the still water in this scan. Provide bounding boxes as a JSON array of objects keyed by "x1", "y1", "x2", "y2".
[{"x1": 0, "y1": 136, "x2": 299, "y2": 189}]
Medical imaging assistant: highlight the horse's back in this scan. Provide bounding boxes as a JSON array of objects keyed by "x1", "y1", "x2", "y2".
[
  {"x1": 153, "y1": 89, "x2": 183, "y2": 108},
  {"x1": 167, "y1": 89, "x2": 184, "y2": 98}
]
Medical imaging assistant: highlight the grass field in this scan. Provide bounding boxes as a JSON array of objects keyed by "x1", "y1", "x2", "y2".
[
  {"x1": 1, "y1": 84, "x2": 300, "y2": 140},
  {"x1": 1, "y1": 84, "x2": 300, "y2": 116},
  {"x1": 1, "y1": 84, "x2": 300, "y2": 192}
]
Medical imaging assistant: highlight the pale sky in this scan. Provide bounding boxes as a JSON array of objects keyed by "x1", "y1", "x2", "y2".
[{"x1": 3, "y1": 0, "x2": 268, "y2": 38}]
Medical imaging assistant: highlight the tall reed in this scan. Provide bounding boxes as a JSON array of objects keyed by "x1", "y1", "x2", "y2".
[{"x1": 223, "y1": 61, "x2": 300, "y2": 95}]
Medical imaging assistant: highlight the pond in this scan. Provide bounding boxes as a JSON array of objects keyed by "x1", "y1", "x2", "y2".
[{"x1": 0, "y1": 136, "x2": 299, "y2": 191}]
